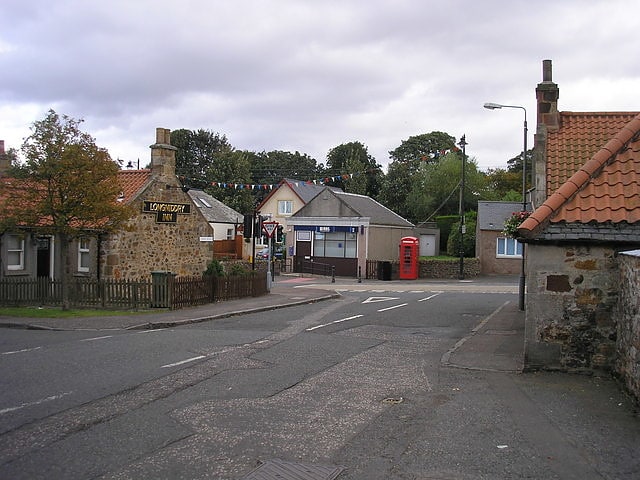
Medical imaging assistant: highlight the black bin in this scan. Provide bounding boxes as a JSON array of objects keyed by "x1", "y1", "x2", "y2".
[{"x1": 377, "y1": 261, "x2": 392, "y2": 281}]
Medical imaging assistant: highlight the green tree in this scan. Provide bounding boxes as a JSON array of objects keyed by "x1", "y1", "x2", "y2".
[
  {"x1": 324, "y1": 142, "x2": 382, "y2": 197},
  {"x1": 447, "y1": 210, "x2": 477, "y2": 257},
  {"x1": 206, "y1": 150, "x2": 254, "y2": 214},
  {"x1": 406, "y1": 151, "x2": 486, "y2": 224},
  {"x1": 251, "y1": 150, "x2": 321, "y2": 184},
  {"x1": 171, "y1": 129, "x2": 233, "y2": 186},
  {"x1": 0, "y1": 110, "x2": 134, "y2": 308},
  {"x1": 388, "y1": 131, "x2": 457, "y2": 164}
]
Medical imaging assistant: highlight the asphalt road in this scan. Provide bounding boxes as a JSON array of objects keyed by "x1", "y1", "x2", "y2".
[{"x1": 1, "y1": 288, "x2": 639, "y2": 479}]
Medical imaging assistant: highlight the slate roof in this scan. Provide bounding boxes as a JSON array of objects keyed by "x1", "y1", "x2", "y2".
[
  {"x1": 294, "y1": 188, "x2": 414, "y2": 228},
  {"x1": 257, "y1": 178, "x2": 341, "y2": 209},
  {"x1": 519, "y1": 113, "x2": 640, "y2": 242},
  {"x1": 477, "y1": 201, "x2": 526, "y2": 231},
  {"x1": 187, "y1": 189, "x2": 243, "y2": 224}
]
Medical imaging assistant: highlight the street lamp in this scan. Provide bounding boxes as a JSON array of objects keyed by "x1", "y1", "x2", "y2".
[
  {"x1": 458, "y1": 135, "x2": 467, "y2": 280},
  {"x1": 484, "y1": 102, "x2": 528, "y2": 311}
]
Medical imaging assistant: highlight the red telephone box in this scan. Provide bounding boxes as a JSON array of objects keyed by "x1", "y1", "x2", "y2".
[{"x1": 399, "y1": 236, "x2": 419, "y2": 280}]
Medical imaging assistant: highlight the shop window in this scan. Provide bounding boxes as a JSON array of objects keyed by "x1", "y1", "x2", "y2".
[{"x1": 313, "y1": 231, "x2": 357, "y2": 258}]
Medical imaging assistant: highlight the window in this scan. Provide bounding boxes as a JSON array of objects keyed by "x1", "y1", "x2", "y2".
[
  {"x1": 78, "y1": 237, "x2": 90, "y2": 272},
  {"x1": 7, "y1": 235, "x2": 25, "y2": 270},
  {"x1": 313, "y1": 231, "x2": 357, "y2": 258},
  {"x1": 226, "y1": 228, "x2": 234, "y2": 240},
  {"x1": 496, "y1": 237, "x2": 523, "y2": 258},
  {"x1": 278, "y1": 200, "x2": 293, "y2": 215}
]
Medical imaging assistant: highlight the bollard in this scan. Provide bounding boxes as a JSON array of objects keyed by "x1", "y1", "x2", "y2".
[
  {"x1": 358, "y1": 266, "x2": 362, "y2": 283},
  {"x1": 331, "y1": 265, "x2": 335, "y2": 283}
]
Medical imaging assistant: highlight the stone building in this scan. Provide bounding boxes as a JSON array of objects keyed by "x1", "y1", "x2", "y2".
[
  {"x1": 518, "y1": 60, "x2": 640, "y2": 372},
  {"x1": 99, "y1": 128, "x2": 215, "y2": 278},
  {"x1": 1, "y1": 129, "x2": 217, "y2": 281}
]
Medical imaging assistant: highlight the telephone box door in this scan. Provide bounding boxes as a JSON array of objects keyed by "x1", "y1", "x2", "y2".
[{"x1": 399, "y1": 237, "x2": 419, "y2": 280}]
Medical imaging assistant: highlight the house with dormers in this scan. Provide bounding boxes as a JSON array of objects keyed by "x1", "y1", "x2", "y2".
[
  {"x1": 516, "y1": 60, "x2": 640, "y2": 374},
  {"x1": 0, "y1": 129, "x2": 217, "y2": 281}
]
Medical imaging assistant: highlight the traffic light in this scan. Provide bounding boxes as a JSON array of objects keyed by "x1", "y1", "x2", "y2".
[
  {"x1": 243, "y1": 214, "x2": 253, "y2": 239},
  {"x1": 276, "y1": 225, "x2": 284, "y2": 243}
]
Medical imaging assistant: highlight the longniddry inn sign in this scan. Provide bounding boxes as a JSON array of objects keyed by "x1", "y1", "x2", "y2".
[{"x1": 142, "y1": 201, "x2": 191, "y2": 223}]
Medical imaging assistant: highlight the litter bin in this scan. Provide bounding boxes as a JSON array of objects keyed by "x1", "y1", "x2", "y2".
[{"x1": 377, "y1": 261, "x2": 392, "y2": 281}]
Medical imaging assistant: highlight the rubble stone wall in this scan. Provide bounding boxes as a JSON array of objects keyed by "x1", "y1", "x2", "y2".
[
  {"x1": 524, "y1": 244, "x2": 619, "y2": 372},
  {"x1": 615, "y1": 252, "x2": 640, "y2": 403}
]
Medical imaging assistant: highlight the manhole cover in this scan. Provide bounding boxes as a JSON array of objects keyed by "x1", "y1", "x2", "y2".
[{"x1": 241, "y1": 458, "x2": 345, "y2": 480}]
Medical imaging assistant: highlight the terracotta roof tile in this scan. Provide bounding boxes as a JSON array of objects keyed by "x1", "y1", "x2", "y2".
[
  {"x1": 546, "y1": 112, "x2": 638, "y2": 193},
  {"x1": 520, "y1": 113, "x2": 640, "y2": 236},
  {"x1": 117, "y1": 169, "x2": 151, "y2": 203}
]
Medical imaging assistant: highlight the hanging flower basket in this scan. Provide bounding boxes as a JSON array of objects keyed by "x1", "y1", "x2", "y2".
[{"x1": 503, "y1": 211, "x2": 530, "y2": 238}]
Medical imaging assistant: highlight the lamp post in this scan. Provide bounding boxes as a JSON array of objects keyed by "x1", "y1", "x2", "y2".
[
  {"x1": 484, "y1": 102, "x2": 528, "y2": 311},
  {"x1": 458, "y1": 135, "x2": 467, "y2": 280}
]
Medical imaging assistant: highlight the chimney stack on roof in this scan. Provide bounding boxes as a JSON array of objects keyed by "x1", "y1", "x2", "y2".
[
  {"x1": 149, "y1": 127, "x2": 178, "y2": 180},
  {"x1": 0, "y1": 140, "x2": 10, "y2": 174},
  {"x1": 536, "y1": 59, "x2": 560, "y2": 131}
]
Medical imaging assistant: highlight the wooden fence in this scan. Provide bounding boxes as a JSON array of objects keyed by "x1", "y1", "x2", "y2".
[{"x1": 0, "y1": 273, "x2": 268, "y2": 310}]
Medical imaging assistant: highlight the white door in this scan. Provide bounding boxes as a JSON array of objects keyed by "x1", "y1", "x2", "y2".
[{"x1": 419, "y1": 234, "x2": 436, "y2": 256}]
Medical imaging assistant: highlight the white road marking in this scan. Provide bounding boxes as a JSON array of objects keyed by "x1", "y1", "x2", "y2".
[
  {"x1": 418, "y1": 293, "x2": 442, "y2": 302},
  {"x1": 377, "y1": 303, "x2": 408, "y2": 312},
  {"x1": 0, "y1": 391, "x2": 73, "y2": 415},
  {"x1": 80, "y1": 335, "x2": 114, "y2": 342},
  {"x1": 306, "y1": 315, "x2": 364, "y2": 331},
  {"x1": 2, "y1": 346, "x2": 42, "y2": 355},
  {"x1": 362, "y1": 296, "x2": 399, "y2": 304},
  {"x1": 161, "y1": 355, "x2": 207, "y2": 368}
]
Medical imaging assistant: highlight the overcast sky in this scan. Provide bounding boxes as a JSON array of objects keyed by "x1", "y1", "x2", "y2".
[{"x1": 1, "y1": 0, "x2": 638, "y2": 175}]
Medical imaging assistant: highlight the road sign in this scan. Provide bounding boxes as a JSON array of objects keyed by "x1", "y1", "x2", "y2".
[{"x1": 262, "y1": 221, "x2": 278, "y2": 238}]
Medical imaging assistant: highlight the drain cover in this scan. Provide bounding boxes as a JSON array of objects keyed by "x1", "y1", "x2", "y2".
[{"x1": 241, "y1": 458, "x2": 345, "y2": 480}]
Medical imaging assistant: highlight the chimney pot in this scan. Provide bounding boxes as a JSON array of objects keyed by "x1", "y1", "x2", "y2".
[{"x1": 542, "y1": 59, "x2": 552, "y2": 82}]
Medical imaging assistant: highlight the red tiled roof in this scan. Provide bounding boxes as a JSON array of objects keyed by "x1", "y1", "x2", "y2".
[
  {"x1": 546, "y1": 112, "x2": 638, "y2": 193},
  {"x1": 520, "y1": 113, "x2": 640, "y2": 236},
  {"x1": 117, "y1": 169, "x2": 151, "y2": 203}
]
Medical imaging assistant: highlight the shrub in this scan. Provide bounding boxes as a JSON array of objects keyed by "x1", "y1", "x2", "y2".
[{"x1": 204, "y1": 259, "x2": 224, "y2": 277}]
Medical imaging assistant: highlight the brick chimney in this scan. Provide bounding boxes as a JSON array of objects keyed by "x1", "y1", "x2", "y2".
[
  {"x1": 0, "y1": 140, "x2": 10, "y2": 174},
  {"x1": 149, "y1": 128, "x2": 178, "y2": 181},
  {"x1": 533, "y1": 59, "x2": 560, "y2": 206},
  {"x1": 536, "y1": 59, "x2": 560, "y2": 131}
]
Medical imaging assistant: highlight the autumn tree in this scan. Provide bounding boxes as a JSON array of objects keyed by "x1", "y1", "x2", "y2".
[{"x1": 0, "y1": 110, "x2": 134, "y2": 308}]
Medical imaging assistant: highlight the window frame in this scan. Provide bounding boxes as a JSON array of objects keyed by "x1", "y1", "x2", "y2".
[
  {"x1": 496, "y1": 236, "x2": 523, "y2": 258},
  {"x1": 78, "y1": 237, "x2": 91, "y2": 273},
  {"x1": 277, "y1": 200, "x2": 293, "y2": 216},
  {"x1": 7, "y1": 235, "x2": 25, "y2": 271}
]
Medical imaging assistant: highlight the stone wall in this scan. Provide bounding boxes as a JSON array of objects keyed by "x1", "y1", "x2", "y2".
[
  {"x1": 100, "y1": 180, "x2": 214, "y2": 279},
  {"x1": 419, "y1": 258, "x2": 480, "y2": 279},
  {"x1": 524, "y1": 244, "x2": 619, "y2": 372},
  {"x1": 615, "y1": 251, "x2": 640, "y2": 402}
]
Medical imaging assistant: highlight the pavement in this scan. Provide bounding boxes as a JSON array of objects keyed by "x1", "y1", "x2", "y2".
[
  {"x1": 2, "y1": 274, "x2": 640, "y2": 478},
  {"x1": 0, "y1": 273, "x2": 521, "y2": 332}
]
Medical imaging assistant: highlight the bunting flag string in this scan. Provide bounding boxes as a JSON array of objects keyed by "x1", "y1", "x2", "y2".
[{"x1": 189, "y1": 172, "x2": 360, "y2": 191}]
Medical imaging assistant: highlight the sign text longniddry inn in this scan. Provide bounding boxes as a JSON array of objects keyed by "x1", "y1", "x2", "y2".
[{"x1": 143, "y1": 201, "x2": 191, "y2": 223}]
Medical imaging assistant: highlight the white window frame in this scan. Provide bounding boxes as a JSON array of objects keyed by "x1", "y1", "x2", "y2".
[
  {"x1": 278, "y1": 200, "x2": 293, "y2": 215},
  {"x1": 226, "y1": 228, "x2": 234, "y2": 240},
  {"x1": 78, "y1": 237, "x2": 90, "y2": 272},
  {"x1": 496, "y1": 237, "x2": 523, "y2": 258},
  {"x1": 7, "y1": 235, "x2": 25, "y2": 271}
]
